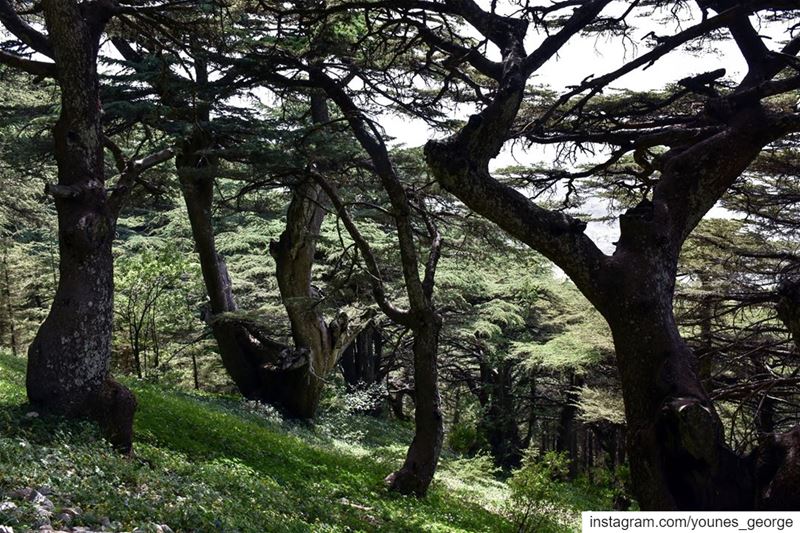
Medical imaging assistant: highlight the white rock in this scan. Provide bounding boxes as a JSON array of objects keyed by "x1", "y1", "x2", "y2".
[
  {"x1": 0, "y1": 501, "x2": 16, "y2": 512},
  {"x1": 32, "y1": 492, "x2": 55, "y2": 511}
]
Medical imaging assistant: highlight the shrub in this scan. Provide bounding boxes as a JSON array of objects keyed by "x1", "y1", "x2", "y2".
[
  {"x1": 506, "y1": 451, "x2": 570, "y2": 532},
  {"x1": 447, "y1": 422, "x2": 478, "y2": 455}
]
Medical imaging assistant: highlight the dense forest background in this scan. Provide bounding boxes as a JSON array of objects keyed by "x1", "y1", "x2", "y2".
[{"x1": 0, "y1": 0, "x2": 800, "y2": 530}]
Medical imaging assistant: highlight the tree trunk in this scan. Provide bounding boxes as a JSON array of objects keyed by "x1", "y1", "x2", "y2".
[
  {"x1": 556, "y1": 373, "x2": 582, "y2": 477},
  {"x1": 340, "y1": 325, "x2": 384, "y2": 415},
  {"x1": 341, "y1": 325, "x2": 381, "y2": 390},
  {"x1": 26, "y1": 0, "x2": 135, "y2": 453},
  {"x1": 269, "y1": 175, "x2": 344, "y2": 418},
  {"x1": 390, "y1": 388, "x2": 411, "y2": 421},
  {"x1": 604, "y1": 247, "x2": 754, "y2": 510},
  {"x1": 385, "y1": 314, "x2": 443, "y2": 495},
  {"x1": 178, "y1": 97, "x2": 350, "y2": 418},
  {"x1": 478, "y1": 358, "x2": 522, "y2": 469},
  {"x1": 177, "y1": 130, "x2": 279, "y2": 401},
  {"x1": 777, "y1": 276, "x2": 800, "y2": 352},
  {"x1": 1, "y1": 242, "x2": 18, "y2": 357}
]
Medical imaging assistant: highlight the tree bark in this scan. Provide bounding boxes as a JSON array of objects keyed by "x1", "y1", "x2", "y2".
[
  {"x1": 340, "y1": 325, "x2": 381, "y2": 391},
  {"x1": 177, "y1": 129, "x2": 276, "y2": 401},
  {"x1": 385, "y1": 314, "x2": 444, "y2": 495},
  {"x1": 777, "y1": 276, "x2": 800, "y2": 352},
  {"x1": 25, "y1": 0, "x2": 135, "y2": 453},
  {"x1": 340, "y1": 325, "x2": 385, "y2": 415},
  {"x1": 1, "y1": 241, "x2": 18, "y2": 357},
  {"x1": 269, "y1": 183, "x2": 341, "y2": 415},
  {"x1": 601, "y1": 237, "x2": 755, "y2": 509}
]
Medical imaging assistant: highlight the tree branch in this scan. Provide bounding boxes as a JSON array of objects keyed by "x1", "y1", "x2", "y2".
[
  {"x1": 311, "y1": 172, "x2": 413, "y2": 327},
  {"x1": 0, "y1": 49, "x2": 56, "y2": 77},
  {"x1": 0, "y1": 0, "x2": 53, "y2": 57}
]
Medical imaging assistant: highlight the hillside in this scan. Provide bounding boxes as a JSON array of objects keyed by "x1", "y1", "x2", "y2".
[{"x1": 0, "y1": 351, "x2": 526, "y2": 532}]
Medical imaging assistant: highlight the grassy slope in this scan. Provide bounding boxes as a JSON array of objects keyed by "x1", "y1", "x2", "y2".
[{"x1": 0, "y1": 352, "x2": 513, "y2": 532}]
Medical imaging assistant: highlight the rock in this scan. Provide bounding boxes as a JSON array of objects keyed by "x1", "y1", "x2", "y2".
[
  {"x1": 98, "y1": 516, "x2": 111, "y2": 527},
  {"x1": 37, "y1": 486, "x2": 53, "y2": 496},
  {"x1": 9, "y1": 487, "x2": 33, "y2": 500},
  {"x1": 0, "y1": 501, "x2": 17, "y2": 512},
  {"x1": 32, "y1": 514, "x2": 51, "y2": 529},
  {"x1": 32, "y1": 491, "x2": 55, "y2": 511},
  {"x1": 24, "y1": 411, "x2": 39, "y2": 419},
  {"x1": 63, "y1": 507, "x2": 82, "y2": 517},
  {"x1": 159, "y1": 526, "x2": 174, "y2": 533},
  {"x1": 0, "y1": 526, "x2": 13, "y2": 533},
  {"x1": 55, "y1": 513, "x2": 72, "y2": 524}
]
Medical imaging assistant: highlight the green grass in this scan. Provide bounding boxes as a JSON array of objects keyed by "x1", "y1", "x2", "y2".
[
  {"x1": 0, "y1": 351, "x2": 512, "y2": 532},
  {"x1": 0, "y1": 351, "x2": 617, "y2": 532}
]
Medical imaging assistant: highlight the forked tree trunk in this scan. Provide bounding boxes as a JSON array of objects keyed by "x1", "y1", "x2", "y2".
[
  {"x1": 269, "y1": 176, "x2": 347, "y2": 417},
  {"x1": 26, "y1": 0, "x2": 135, "y2": 452},
  {"x1": 178, "y1": 95, "x2": 350, "y2": 417},
  {"x1": 385, "y1": 314, "x2": 443, "y2": 495}
]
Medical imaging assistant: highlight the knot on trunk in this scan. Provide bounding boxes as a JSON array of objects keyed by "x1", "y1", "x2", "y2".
[
  {"x1": 89, "y1": 377, "x2": 137, "y2": 454},
  {"x1": 655, "y1": 396, "x2": 753, "y2": 509},
  {"x1": 618, "y1": 198, "x2": 669, "y2": 249},
  {"x1": 659, "y1": 397, "x2": 719, "y2": 465}
]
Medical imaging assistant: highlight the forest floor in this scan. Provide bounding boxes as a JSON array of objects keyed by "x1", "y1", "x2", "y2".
[{"x1": 0, "y1": 351, "x2": 602, "y2": 532}]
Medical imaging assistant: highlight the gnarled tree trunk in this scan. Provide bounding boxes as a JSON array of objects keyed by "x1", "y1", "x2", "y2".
[
  {"x1": 26, "y1": 0, "x2": 135, "y2": 452},
  {"x1": 603, "y1": 257, "x2": 748, "y2": 509},
  {"x1": 177, "y1": 94, "x2": 351, "y2": 418},
  {"x1": 269, "y1": 175, "x2": 349, "y2": 417}
]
